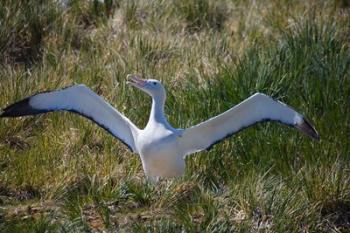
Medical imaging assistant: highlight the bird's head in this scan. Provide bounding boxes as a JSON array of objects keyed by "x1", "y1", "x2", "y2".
[{"x1": 127, "y1": 74, "x2": 165, "y2": 100}]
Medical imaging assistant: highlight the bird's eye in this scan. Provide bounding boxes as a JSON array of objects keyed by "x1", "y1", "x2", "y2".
[{"x1": 153, "y1": 82, "x2": 157, "y2": 85}]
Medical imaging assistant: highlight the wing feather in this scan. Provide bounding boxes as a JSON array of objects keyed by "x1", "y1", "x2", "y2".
[
  {"x1": 179, "y1": 93, "x2": 319, "y2": 156},
  {"x1": 1, "y1": 84, "x2": 139, "y2": 152}
]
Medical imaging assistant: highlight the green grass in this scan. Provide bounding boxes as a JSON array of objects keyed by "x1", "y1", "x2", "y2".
[{"x1": 0, "y1": 0, "x2": 349, "y2": 232}]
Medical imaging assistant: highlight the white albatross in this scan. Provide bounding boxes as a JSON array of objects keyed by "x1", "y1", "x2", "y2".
[{"x1": 0, "y1": 75, "x2": 319, "y2": 182}]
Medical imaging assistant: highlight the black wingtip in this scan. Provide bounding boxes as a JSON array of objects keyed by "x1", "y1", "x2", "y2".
[
  {"x1": 296, "y1": 118, "x2": 320, "y2": 142},
  {"x1": 0, "y1": 97, "x2": 44, "y2": 118}
]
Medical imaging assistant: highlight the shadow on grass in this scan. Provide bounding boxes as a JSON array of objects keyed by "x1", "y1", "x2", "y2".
[{"x1": 321, "y1": 200, "x2": 350, "y2": 231}]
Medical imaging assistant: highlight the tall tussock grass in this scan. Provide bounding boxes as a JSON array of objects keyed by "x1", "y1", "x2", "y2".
[
  {"x1": 0, "y1": 0, "x2": 349, "y2": 232},
  {"x1": 0, "y1": 0, "x2": 60, "y2": 64}
]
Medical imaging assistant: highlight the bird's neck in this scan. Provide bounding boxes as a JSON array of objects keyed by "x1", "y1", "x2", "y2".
[{"x1": 147, "y1": 95, "x2": 168, "y2": 127}]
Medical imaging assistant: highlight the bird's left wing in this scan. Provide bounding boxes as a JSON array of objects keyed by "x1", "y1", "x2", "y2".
[
  {"x1": 178, "y1": 93, "x2": 319, "y2": 156},
  {"x1": 0, "y1": 84, "x2": 139, "y2": 152}
]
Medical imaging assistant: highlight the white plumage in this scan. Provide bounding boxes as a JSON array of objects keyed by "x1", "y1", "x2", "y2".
[{"x1": 1, "y1": 75, "x2": 319, "y2": 182}]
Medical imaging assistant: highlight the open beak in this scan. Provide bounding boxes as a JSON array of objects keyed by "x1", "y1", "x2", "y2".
[{"x1": 126, "y1": 74, "x2": 147, "y2": 89}]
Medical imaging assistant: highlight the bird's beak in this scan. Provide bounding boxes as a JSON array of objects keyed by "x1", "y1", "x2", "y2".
[{"x1": 126, "y1": 74, "x2": 147, "y2": 89}]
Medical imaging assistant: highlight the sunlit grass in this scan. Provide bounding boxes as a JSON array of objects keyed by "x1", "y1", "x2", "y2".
[{"x1": 0, "y1": 0, "x2": 349, "y2": 232}]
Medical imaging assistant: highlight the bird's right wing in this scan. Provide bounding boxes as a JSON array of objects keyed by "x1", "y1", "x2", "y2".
[
  {"x1": 178, "y1": 93, "x2": 319, "y2": 157},
  {"x1": 1, "y1": 84, "x2": 139, "y2": 152}
]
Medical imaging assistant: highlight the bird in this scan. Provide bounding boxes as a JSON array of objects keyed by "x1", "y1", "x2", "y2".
[{"x1": 0, "y1": 75, "x2": 319, "y2": 182}]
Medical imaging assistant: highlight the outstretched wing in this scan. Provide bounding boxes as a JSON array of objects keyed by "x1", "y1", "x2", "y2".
[
  {"x1": 1, "y1": 84, "x2": 139, "y2": 152},
  {"x1": 179, "y1": 93, "x2": 319, "y2": 156}
]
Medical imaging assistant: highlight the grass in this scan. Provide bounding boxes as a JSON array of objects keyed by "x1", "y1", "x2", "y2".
[{"x1": 0, "y1": 0, "x2": 349, "y2": 232}]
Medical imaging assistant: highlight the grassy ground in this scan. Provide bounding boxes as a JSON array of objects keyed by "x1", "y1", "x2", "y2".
[{"x1": 0, "y1": 0, "x2": 349, "y2": 232}]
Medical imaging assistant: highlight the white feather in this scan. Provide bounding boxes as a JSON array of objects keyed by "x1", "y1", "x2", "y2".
[
  {"x1": 29, "y1": 84, "x2": 139, "y2": 152},
  {"x1": 178, "y1": 93, "x2": 305, "y2": 156}
]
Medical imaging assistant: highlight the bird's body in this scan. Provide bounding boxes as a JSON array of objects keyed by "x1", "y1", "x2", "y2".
[
  {"x1": 0, "y1": 75, "x2": 319, "y2": 181},
  {"x1": 137, "y1": 122, "x2": 185, "y2": 180}
]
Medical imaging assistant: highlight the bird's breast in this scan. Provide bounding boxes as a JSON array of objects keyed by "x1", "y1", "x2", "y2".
[
  {"x1": 136, "y1": 129, "x2": 185, "y2": 178},
  {"x1": 138, "y1": 133, "x2": 177, "y2": 156}
]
